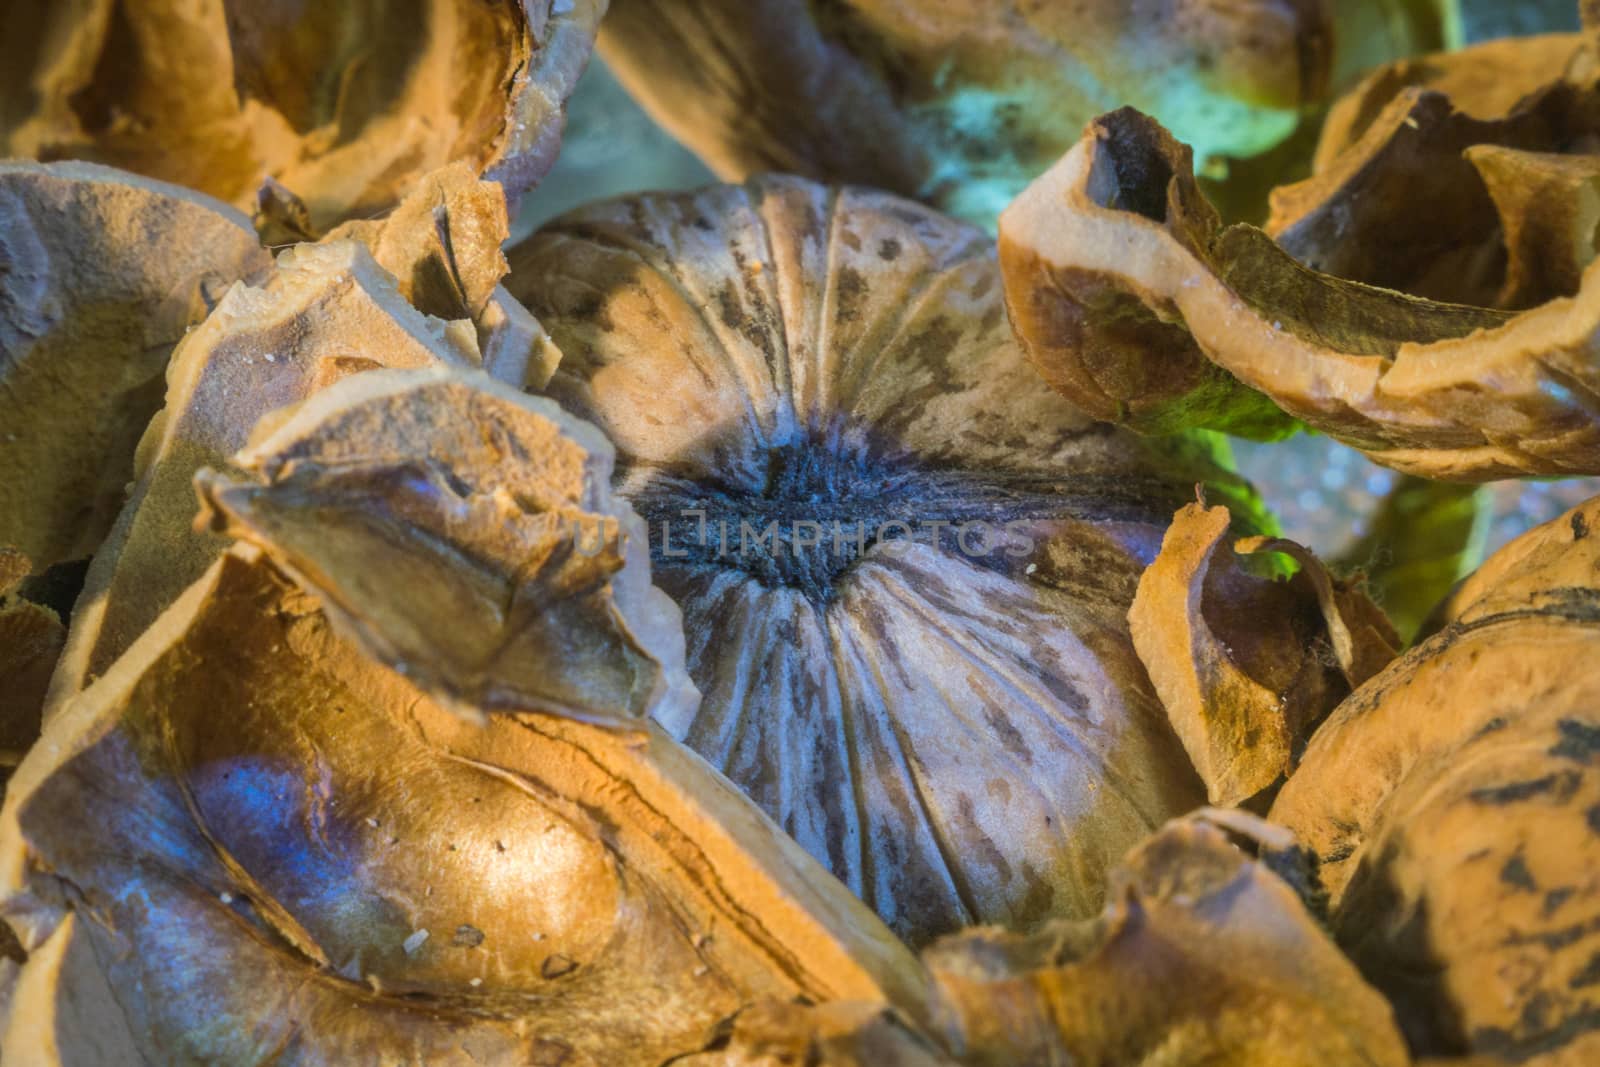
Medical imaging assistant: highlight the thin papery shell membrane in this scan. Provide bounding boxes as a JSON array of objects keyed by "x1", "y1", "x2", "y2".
[
  {"x1": 2, "y1": 0, "x2": 605, "y2": 231},
  {"x1": 505, "y1": 173, "x2": 1270, "y2": 946},
  {"x1": 0, "y1": 367, "x2": 932, "y2": 1066},
  {"x1": 597, "y1": 0, "x2": 1456, "y2": 225}
]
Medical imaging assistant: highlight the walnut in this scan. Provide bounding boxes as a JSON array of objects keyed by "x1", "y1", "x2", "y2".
[
  {"x1": 506, "y1": 174, "x2": 1270, "y2": 946},
  {"x1": 17, "y1": 8, "x2": 1600, "y2": 1058},
  {"x1": 1271, "y1": 497, "x2": 1600, "y2": 1062},
  {"x1": 1, "y1": 0, "x2": 604, "y2": 232},
  {"x1": 597, "y1": 0, "x2": 1453, "y2": 225}
]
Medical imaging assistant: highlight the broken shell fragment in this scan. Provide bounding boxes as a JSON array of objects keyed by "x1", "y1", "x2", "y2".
[
  {"x1": 51, "y1": 239, "x2": 476, "y2": 711},
  {"x1": 507, "y1": 174, "x2": 1270, "y2": 945},
  {"x1": 598, "y1": 0, "x2": 1453, "y2": 226},
  {"x1": 1130, "y1": 503, "x2": 1398, "y2": 807},
  {"x1": 1271, "y1": 496, "x2": 1600, "y2": 1061},
  {"x1": 0, "y1": 368, "x2": 932, "y2": 1065},
  {"x1": 999, "y1": 106, "x2": 1600, "y2": 480},
  {"x1": 1, "y1": 0, "x2": 605, "y2": 231},
  {"x1": 320, "y1": 163, "x2": 562, "y2": 389},
  {"x1": 0, "y1": 160, "x2": 269, "y2": 573},
  {"x1": 1468, "y1": 146, "x2": 1600, "y2": 309},
  {"x1": 196, "y1": 367, "x2": 698, "y2": 732},
  {"x1": 925, "y1": 810, "x2": 1411, "y2": 1067}
]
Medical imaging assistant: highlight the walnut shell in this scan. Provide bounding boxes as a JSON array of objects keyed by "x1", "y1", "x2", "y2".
[
  {"x1": 2, "y1": 0, "x2": 603, "y2": 231},
  {"x1": 1130, "y1": 503, "x2": 1399, "y2": 807},
  {"x1": 999, "y1": 106, "x2": 1600, "y2": 480},
  {"x1": 926, "y1": 810, "x2": 1411, "y2": 1067},
  {"x1": 49, "y1": 239, "x2": 476, "y2": 714},
  {"x1": 1267, "y1": 36, "x2": 1600, "y2": 308},
  {"x1": 1271, "y1": 496, "x2": 1600, "y2": 1061},
  {"x1": 506, "y1": 175, "x2": 1269, "y2": 945},
  {"x1": 195, "y1": 368, "x2": 698, "y2": 732},
  {"x1": 0, "y1": 549, "x2": 61, "y2": 795}
]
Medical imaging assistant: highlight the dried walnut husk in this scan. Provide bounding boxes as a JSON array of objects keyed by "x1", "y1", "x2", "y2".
[
  {"x1": 999, "y1": 105, "x2": 1600, "y2": 480},
  {"x1": 925, "y1": 810, "x2": 1411, "y2": 1067},
  {"x1": 1130, "y1": 503, "x2": 1399, "y2": 807},
  {"x1": 1, "y1": 0, "x2": 603, "y2": 231},
  {"x1": 598, "y1": 0, "x2": 1453, "y2": 226},
  {"x1": 506, "y1": 174, "x2": 1271, "y2": 946},
  {"x1": 0, "y1": 160, "x2": 270, "y2": 573},
  {"x1": 1270, "y1": 496, "x2": 1600, "y2": 1062},
  {"x1": 50, "y1": 167, "x2": 538, "y2": 714},
  {"x1": 0, "y1": 368, "x2": 932, "y2": 1066}
]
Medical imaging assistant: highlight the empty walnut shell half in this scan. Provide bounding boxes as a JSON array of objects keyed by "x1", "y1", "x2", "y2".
[
  {"x1": 506, "y1": 174, "x2": 1272, "y2": 946},
  {"x1": 0, "y1": 368, "x2": 932, "y2": 1066},
  {"x1": 999, "y1": 106, "x2": 1600, "y2": 480},
  {"x1": 598, "y1": 0, "x2": 1454, "y2": 226},
  {"x1": 1270, "y1": 496, "x2": 1600, "y2": 1062},
  {"x1": 2, "y1": 0, "x2": 604, "y2": 231}
]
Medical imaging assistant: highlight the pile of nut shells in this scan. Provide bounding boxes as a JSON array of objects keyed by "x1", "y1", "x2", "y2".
[{"x1": 2, "y1": 1, "x2": 1599, "y2": 1064}]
